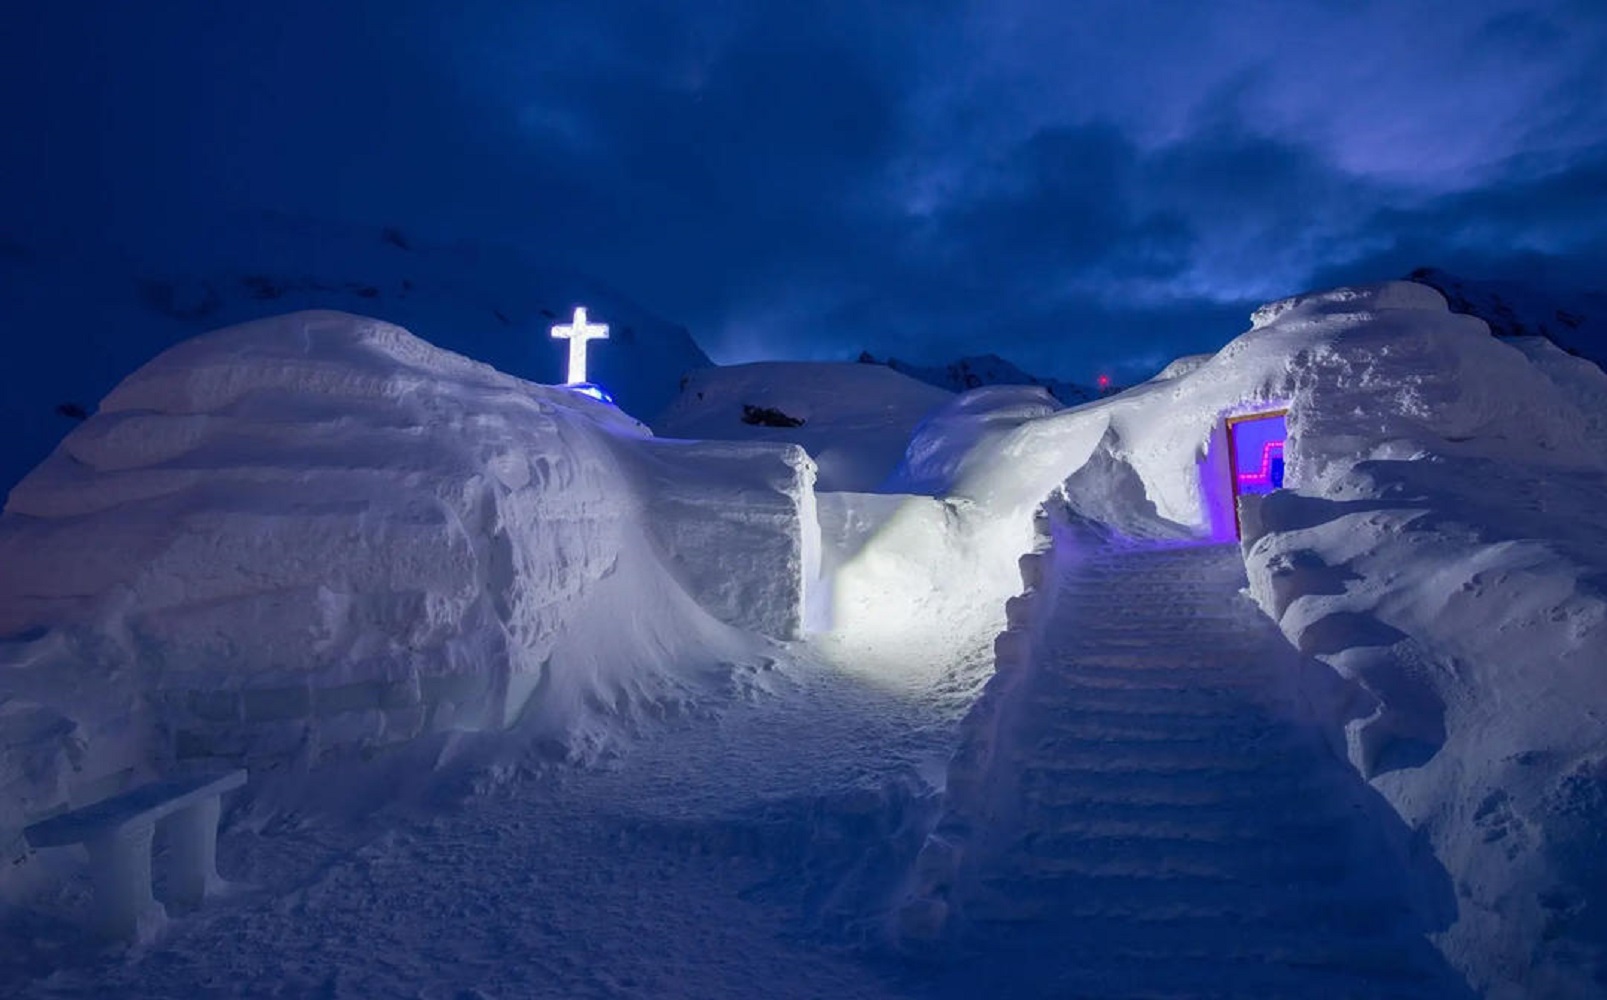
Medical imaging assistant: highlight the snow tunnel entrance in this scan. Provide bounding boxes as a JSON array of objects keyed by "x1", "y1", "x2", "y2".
[{"x1": 1225, "y1": 410, "x2": 1287, "y2": 539}]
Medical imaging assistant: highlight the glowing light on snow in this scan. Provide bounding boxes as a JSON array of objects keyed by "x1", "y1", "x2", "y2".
[
  {"x1": 567, "y1": 382, "x2": 616, "y2": 405},
  {"x1": 1229, "y1": 413, "x2": 1288, "y2": 497},
  {"x1": 551, "y1": 306, "x2": 609, "y2": 385},
  {"x1": 1237, "y1": 440, "x2": 1286, "y2": 490},
  {"x1": 1203, "y1": 408, "x2": 1291, "y2": 541}
]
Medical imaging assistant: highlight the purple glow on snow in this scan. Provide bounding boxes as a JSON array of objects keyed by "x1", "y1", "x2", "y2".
[{"x1": 1238, "y1": 440, "x2": 1286, "y2": 490}]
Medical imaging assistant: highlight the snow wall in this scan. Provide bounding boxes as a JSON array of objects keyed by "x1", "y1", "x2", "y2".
[
  {"x1": 0, "y1": 311, "x2": 814, "y2": 850},
  {"x1": 897, "y1": 283, "x2": 1606, "y2": 996}
]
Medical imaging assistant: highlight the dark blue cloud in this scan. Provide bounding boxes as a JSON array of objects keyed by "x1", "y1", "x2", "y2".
[{"x1": 2, "y1": 0, "x2": 1604, "y2": 389}]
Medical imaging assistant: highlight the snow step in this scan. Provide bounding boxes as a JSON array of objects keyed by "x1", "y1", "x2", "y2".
[
  {"x1": 1047, "y1": 649, "x2": 1271, "y2": 667},
  {"x1": 998, "y1": 853, "x2": 1351, "y2": 884},
  {"x1": 1032, "y1": 687, "x2": 1248, "y2": 716},
  {"x1": 955, "y1": 923, "x2": 1446, "y2": 995},
  {"x1": 963, "y1": 901, "x2": 1423, "y2": 960},
  {"x1": 1060, "y1": 637, "x2": 1273, "y2": 653},
  {"x1": 1046, "y1": 648, "x2": 1274, "y2": 666},
  {"x1": 940, "y1": 542, "x2": 1461, "y2": 998},
  {"x1": 1021, "y1": 741, "x2": 1315, "y2": 776},
  {"x1": 1023, "y1": 792, "x2": 1363, "y2": 827},
  {"x1": 971, "y1": 871, "x2": 1411, "y2": 926},
  {"x1": 944, "y1": 954, "x2": 1450, "y2": 1000},
  {"x1": 1022, "y1": 809, "x2": 1349, "y2": 844},
  {"x1": 1007, "y1": 833, "x2": 1353, "y2": 883},
  {"x1": 1016, "y1": 741, "x2": 1322, "y2": 774},
  {"x1": 1039, "y1": 662, "x2": 1271, "y2": 688},
  {"x1": 1021, "y1": 769, "x2": 1333, "y2": 807},
  {"x1": 1034, "y1": 675, "x2": 1272, "y2": 697},
  {"x1": 1037, "y1": 710, "x2": 1285, "y2": 742}
]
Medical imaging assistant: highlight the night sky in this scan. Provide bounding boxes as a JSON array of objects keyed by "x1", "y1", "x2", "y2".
[{"x1": 4, "y1": 1, "x2": 1605, "y2": 382}]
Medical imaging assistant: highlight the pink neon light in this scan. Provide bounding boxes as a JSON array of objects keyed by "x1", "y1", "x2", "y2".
[{"x1": 1236, "y1": 440, "x2": 1285, "y2": 488}]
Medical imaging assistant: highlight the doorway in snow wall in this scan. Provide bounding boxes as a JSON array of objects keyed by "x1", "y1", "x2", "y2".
[{"x1": 1227, "y1": 411, "x2": 1287, "y2": 538}]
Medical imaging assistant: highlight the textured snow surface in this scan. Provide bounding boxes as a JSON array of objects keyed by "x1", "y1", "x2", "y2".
[
  {"x1": 653, "y1": 362, "x2": 953, "y2": 492},
  {"x1": 1, "y1": 600, "x2": 989, "y2": 1000},
  {"x1": 1234, "y1": 305, "x2": 1607, "y2": 997},
  {"x1": 909, "y1": 282, "x2": 1607, "y2": 996},
  {"x1": 908, "y1": 539, "x2": 1472, "y2": 997},
  {"x1": 2, "y1": 280, "x2": 1606, "y2": 997},
  {"x1": 884, "y1": 385, "x2": 1062, "y2": 496},
  {"x1": 0, "y1": 311, "x2": 806, "y2": 843}
]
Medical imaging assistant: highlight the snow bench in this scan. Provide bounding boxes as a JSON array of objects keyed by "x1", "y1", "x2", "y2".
[{"x1": 25, "y1": 769, "x2": 247, "y2": 941}]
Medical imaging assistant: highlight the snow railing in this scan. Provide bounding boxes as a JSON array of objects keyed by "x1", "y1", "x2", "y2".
[{"x1": 25, "y1": 769, "x2": 246, "y2": 942}]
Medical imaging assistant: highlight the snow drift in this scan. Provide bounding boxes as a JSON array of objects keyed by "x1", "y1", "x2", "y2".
[
  {"x1": 1234, "y1": 301, "x2": 1607, "y2": 998},
  {"x1": 654, "y1": 361, "x2": 953, "y2": 492},
  {"x1": 0, "y1": 311, "x2": 812, "y2": 851}
]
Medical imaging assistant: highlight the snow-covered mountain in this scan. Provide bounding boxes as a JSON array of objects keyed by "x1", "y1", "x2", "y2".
[
  {"x1": 856, "y1": 351, "x2": 1100, "y2": 406},
  {"x1": 0, "y1": 213, "x2": 712, "y2": 496},
  {"x1": 1406, "y1": 266, "x2": 1607, "y2": 368}
]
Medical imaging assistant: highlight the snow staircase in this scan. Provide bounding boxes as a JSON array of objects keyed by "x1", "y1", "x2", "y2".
[{"x1": 947, "y1": 542, "x2": 1466, "y2": 998}]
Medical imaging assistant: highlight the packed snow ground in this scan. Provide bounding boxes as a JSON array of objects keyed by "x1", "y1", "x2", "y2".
[
  {"x1": 3, "y1": 280, "x2": 1606, "y2": 996},
  {"x1": 2, "y1": 640, "x2": 990, "y2": 999}
]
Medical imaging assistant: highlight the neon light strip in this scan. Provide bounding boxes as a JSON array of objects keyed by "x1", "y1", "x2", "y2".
[{"x1": 1236, "y1": 440, "x2": 1285, "y2": 488}]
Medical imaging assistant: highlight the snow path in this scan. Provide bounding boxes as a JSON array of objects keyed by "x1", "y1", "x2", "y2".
[
  {"x1": 935, "y1": 542, "x2": 1473, "y2": 998},
  {"x1": 8, "y1": 639, "x2": 993, "y2": 999},
  {"x1": 3, "y1": 545, "x2": 1477, "y2": 998}
]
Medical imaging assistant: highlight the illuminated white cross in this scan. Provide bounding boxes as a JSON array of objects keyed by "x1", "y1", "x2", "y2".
[{"x1": 551, "y1": 306, "x2": 609, "y2": 384}]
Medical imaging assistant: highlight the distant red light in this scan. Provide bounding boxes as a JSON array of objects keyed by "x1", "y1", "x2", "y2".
[{"x1": 1097, "y1": 374, "x2": 1111, "y2": 389}]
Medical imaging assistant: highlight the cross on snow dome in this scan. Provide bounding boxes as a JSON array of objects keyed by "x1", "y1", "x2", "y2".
[{"x1": 551, "y1": 306, "x2": 609, "y2": 385}]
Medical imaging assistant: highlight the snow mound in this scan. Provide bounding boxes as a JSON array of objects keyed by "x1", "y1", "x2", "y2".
[
  {"x1": 1233, "y1": 326, "x2": 1607, "y2": 993},
  {"x1": 874, "y1": 281, "x2": 1606, "y2": 993},
  {"x1": 1149, "y1": 353, "x2": 1214, "y2": 381},
  {"x1": 1248, "y1": 280, "x2": 1449, "y2": 329},
  {"x1": 912, "y1": 280, "x2": 1605, "y2": 995},
  {"x1": 653, "y1": 362, "x2": 953, "y2": 492},
  {"x1": 0, "y1": 311, "x2": 806, "y2": 844},
  {"x1": 885, "y1": 386, "x2": 1061, "y2": 496}
]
